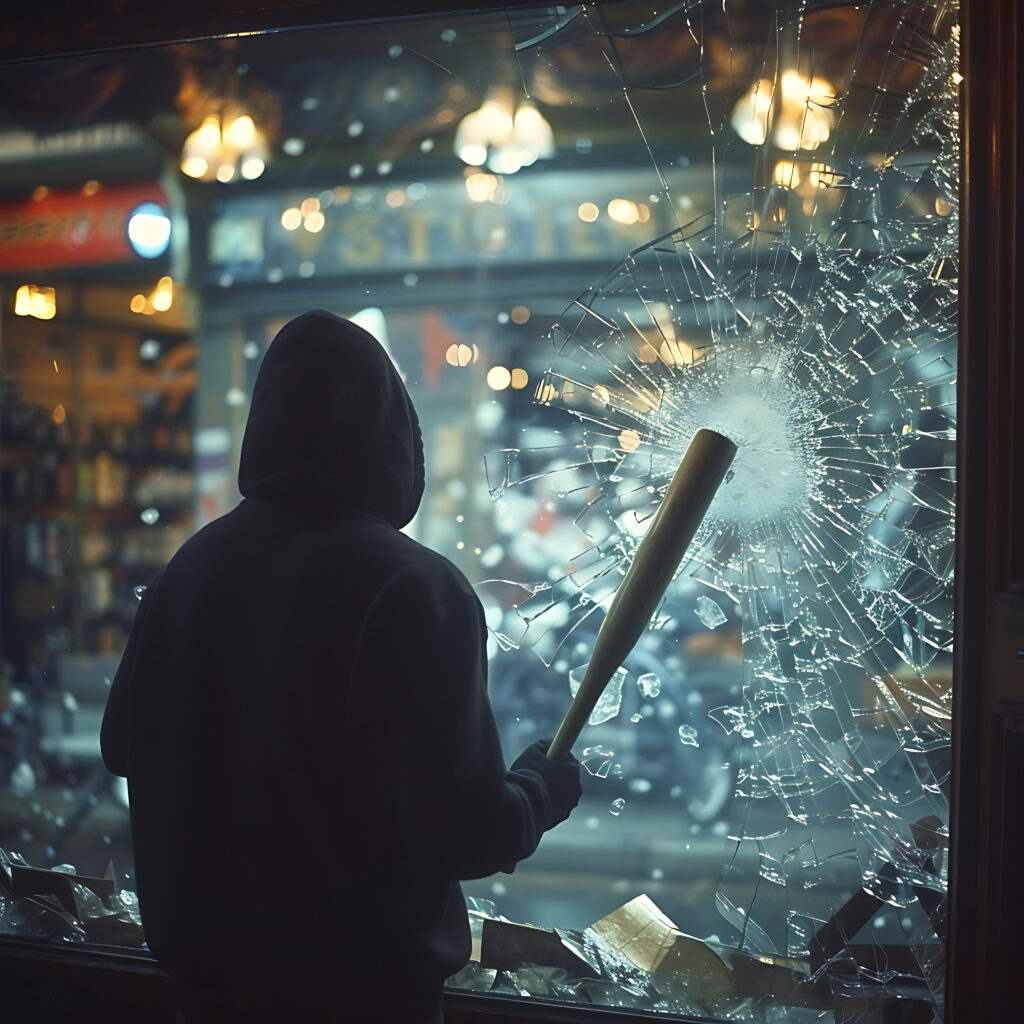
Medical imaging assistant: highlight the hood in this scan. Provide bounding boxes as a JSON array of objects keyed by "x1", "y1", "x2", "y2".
[{"x1": 238, "y1": 310, "x2": 425, "y2": 529}]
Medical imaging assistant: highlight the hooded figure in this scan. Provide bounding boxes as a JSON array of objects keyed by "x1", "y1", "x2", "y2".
[{"x1": 101, "y1": 311, "x2": 582, "y2": 1023}]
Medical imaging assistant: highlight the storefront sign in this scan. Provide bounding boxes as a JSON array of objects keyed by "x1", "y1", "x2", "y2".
[
  {"x1": 0, "y1": 182, "x2": 171, "y2": 273},
  {"x1": 207, "y1": 169, "x2": 708, "y2": 284},
  {"x1": 0, "y1": 122, "x2": 142, "y2": 161}
]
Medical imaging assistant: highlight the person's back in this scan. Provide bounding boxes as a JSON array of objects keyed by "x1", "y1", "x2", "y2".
[{"x1": 101, "y1": 311, "x2": 582, "y2": 1022}]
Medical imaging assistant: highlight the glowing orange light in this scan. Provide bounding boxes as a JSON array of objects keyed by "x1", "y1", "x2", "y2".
[
  {"x1": 465, "y1": 173, "x2": 498, "y2": 203},
  {"x1": 773, "y1": 160, "x2": 801, "y2": 187},
  {"x1": 16, "y1": 284, "x2": 57, "y2": 319},
  {"x1": 607, "y1": 198, "x2": 639, "y2": 224}
]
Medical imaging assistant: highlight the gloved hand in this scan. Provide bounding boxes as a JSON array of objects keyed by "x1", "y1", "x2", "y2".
[{"x1": 511, "y1": 738, "x2": 583, "y2": 829}]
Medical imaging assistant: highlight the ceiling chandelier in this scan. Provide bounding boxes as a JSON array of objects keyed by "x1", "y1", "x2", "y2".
[
  {"x1": 454, "y1": 86, "x2": 555, "y2": 175},
  {"x1": 180, "y1": 106, "x2": 269, "y2": 183},
  {"x1": 731, "y1": 71, "x2": 837, "y2": 151}
]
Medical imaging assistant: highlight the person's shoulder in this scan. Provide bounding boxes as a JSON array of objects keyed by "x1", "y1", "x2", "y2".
[
  {"x1": 141, "y1": 504, "x2": 255, "y2": 594},
  {"x1": 162, "y1": 505, "x2": 241, "y2": 562},
  {"x1": 384, "y1": 533, "x2": 479, "y2": 608}
]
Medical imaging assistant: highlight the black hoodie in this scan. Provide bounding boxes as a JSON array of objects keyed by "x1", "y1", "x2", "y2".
[{"x1": 101, "y1": 310, "x2": 581, "y2": 1021}]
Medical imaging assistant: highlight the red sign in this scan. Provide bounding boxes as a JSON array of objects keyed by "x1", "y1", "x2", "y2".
[{"x1": 0, "y1": 182, "x2": 170, "y2": 273}]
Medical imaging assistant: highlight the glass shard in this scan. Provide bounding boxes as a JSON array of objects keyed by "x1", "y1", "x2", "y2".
[
  {"x1": 570, "y1": 665, "x2": 627, "y2": 725},
  {"x1": 696, "y1": 596, "x2": 728, "y2": 630}
]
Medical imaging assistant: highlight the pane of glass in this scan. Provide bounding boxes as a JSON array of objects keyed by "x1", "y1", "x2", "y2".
[{"x1": 0, "y1": 1, "x2": 958, "y2": 1019}]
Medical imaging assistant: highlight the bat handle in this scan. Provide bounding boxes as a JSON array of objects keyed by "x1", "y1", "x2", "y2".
[
  {"x1": 547, "y1": 710, "x2": 582, "y2": 761},
  {"x1": 546, "y1": 658, "x2": 617, "y2": 760}
]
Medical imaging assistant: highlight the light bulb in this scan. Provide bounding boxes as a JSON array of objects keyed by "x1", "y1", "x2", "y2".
[
  {"x1": 731, "y1": 81, "x2": 773, "y2": 146},
  {"x1": 458, "y1": 143, "x2": 488, "y2": 166},
  {"x1": 513, "y1": 102, "x2": 555, "y2": 159},
  {"x1": 607, "y1": 198, "x2": 639, "y2": 224},
  {"x1": 240, "y1": 155, "x2": 265, "y2": 180},
  {"x1": 152, "y1": 277, "x2": 173, "y2": 312},
  {"x1": 465, "y1": 173, "x2": 497, "y2": 202},
  {"x1": 454, "y1": 109, "x2": 488, "y2": 165},
  {"x1": 193, "y1": 116, "x2": 223, "y2": 156},
  {"x1": 226, "y1": 114, "x2": 256, "y2": 149},
  {"x1": 487, "y1": 146, "x2": 522, "y2": 175},
  {"x1": 181, "y1": 156, "x2": 208, "y2": 179},
  {"x1": 477, "y1": 97, "x2": 514, "y2": 147}
]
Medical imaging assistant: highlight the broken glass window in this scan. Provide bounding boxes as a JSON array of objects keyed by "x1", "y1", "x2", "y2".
[
  {"x1": 479, "y1": 1, "x2": 958, "y2": 1018},
  {"x1": 0, "y1": 1, "x2": 958, "y2": 1018}
]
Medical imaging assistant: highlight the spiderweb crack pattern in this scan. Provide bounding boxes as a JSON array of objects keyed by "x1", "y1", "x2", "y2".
[{"x1": 491, "y1": 1, "x2": 957, "y2": 1012}]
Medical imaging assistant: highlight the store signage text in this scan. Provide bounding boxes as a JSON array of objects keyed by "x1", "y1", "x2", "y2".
[
  {"x1": 0, "y1": 182, "x2": 170, "y2": 273},
  {"x1": 0, "y1": 123, "x2": 141, "y2": 161},
  {"x1": 207, "y1": 170, "x2": 700, "y2": 283}
]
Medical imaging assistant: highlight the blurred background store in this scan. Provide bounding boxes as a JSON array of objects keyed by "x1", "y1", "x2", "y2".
[{"x1": 0, "y1": 12, "x2": 753, "y2": 937}]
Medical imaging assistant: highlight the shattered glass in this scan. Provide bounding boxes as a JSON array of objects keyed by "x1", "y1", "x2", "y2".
[
  {"x1": 452, "y1": 893, "x2": 841, "y2": 1020},
  {"x1": 696, "y1": 597, "x2": 729, "y2": 631},
  {"x1": 571, "y1": 664, "x2": 627, "y2": 724},
  {"x1": 0, "y1": 847, "x2": 145, "y2": 948},
  {"x1": 476, "y1": 0, "x2": 958, "y2": 1018},
  {"x1": 678, "y1": 724, "x2": 700, "y2": 748},
  {"x1": 637, "y1": 672, "x2": 663, "y2": 699},
  {"x1": 582, "y1": 744, "x2": 615, "y2": 778}
]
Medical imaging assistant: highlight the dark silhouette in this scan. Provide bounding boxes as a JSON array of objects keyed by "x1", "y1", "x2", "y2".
[{"x1": 101, "y1": 310, "x2": 582, "y2": 1023}]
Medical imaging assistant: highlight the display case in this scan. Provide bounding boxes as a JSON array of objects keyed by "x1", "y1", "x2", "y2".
[{"x1": 0, "y1": 1, "x2": 1020, "y2": 1021}]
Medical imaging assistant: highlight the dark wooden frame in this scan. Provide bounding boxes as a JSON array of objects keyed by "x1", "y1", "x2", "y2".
[{"x1": 949, "y1": 0, "x2": 1023, "y2": 1021}]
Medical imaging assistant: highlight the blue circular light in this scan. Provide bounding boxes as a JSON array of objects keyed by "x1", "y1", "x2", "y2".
[{"x1": 127, "y1": 203, "x2": 171, "y2": 259}]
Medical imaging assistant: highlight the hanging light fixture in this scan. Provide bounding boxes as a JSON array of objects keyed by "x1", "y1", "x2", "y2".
[
  {"x1": 731, "y1": 71, "x2": 836, "y2": 151},
  {"x1": 180, "y1": 106, "x2": 269, "y2": 183},
  {"x1": 454, "y1": 86, "x2": 555, "y2": 175},
  {"x1": 15, "y1": 284, "x2": 56, "y2": 320}
]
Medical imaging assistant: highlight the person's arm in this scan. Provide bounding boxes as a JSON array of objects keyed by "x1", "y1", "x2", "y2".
[{"x1": 355, "y1": 558, "x2": 581, "y2": 880}]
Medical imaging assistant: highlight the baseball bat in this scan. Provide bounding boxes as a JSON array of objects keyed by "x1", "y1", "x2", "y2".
[{"x1": 547, "y1": 428, "x2": 737, "y2": 760}]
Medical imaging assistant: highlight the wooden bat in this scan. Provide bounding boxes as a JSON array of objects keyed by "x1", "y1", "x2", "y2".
[{"x1": 547, "y1": 428, "x2": 737, "y2": 760}]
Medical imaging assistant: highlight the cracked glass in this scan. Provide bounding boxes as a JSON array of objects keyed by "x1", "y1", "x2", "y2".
[
  {"x1": 480, "y1": 1, "x2": 957, "y2": 1019},
  {"x1": 0, "y1": 1, "x2": 957, "y2": 1020}
]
